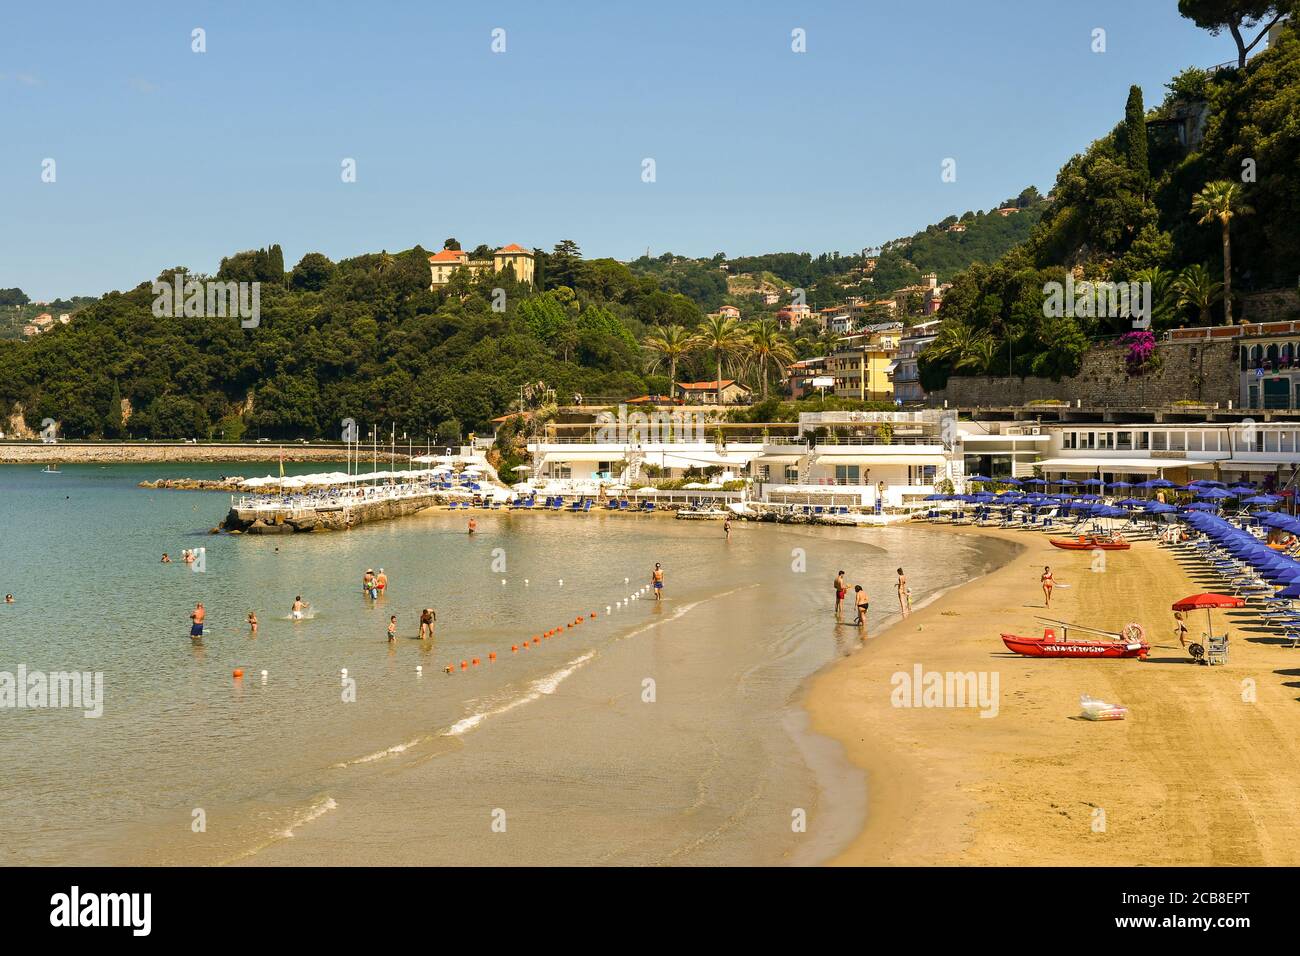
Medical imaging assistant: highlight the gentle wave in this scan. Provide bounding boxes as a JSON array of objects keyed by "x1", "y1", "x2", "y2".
[
  {"x1": 444, "y1": 650, "x2": 596, "y2": 737},
  {"x1": 279, "y1": 795, "x2": 337, "y2": 838}
]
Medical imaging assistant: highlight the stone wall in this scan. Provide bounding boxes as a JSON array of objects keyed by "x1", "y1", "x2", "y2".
[
  {"x1": 1241, "y1": 288, "x2": 1300, "y2": 323},
  {"x1": 929, "y1": 338, "x2": 1237, "y2": 408},
  {"x1": 0, "y1": 443, "x2": 401, "y2": 464}
]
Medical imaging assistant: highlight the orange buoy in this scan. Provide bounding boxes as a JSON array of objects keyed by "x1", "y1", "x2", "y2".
[
  {"x1": 591, "y1": 611, "x2": 597, "y2": 618},
  {"x1": 521, "y1": 642, "x2": 528, "y2": 650},
  {"x1": 233, "y1": 669, "x2": 243, "y2": 679},
  {"x1": 489, "y1": 652, "x2": 497, "y2": 661},
  {"x1": 472, "y1": 657, "x2": 480, "y2": 666},
  {"x1": 460, "y1": 660, "x2": 468, "y2": 670},
  {"x1": 445, "y1": 665, "x2": 453, "y2": 673},
  {"x1": 533, "y1": 637, "x2": 540, "y2": 645},
  {"x1": 511, "y1": 645, "x2": 518, "y2": 652}
]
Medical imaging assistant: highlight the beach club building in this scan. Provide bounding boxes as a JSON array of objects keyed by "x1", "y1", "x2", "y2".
[
  {"x1": 1026, "y1": 421, "x2": 1300, "y2": 489},
  {"x1": 525, "y1": 410, "x2": 964, "y2": 507}
]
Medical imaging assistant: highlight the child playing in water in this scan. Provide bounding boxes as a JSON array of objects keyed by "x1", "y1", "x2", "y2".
[{"x1": 387, "y1": 615, "x2": 397, "y2": 642}]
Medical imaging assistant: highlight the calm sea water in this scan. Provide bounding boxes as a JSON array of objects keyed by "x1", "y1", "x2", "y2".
[{"x1": 0, "y1": 463, "x2": 1010, "y2": 865}]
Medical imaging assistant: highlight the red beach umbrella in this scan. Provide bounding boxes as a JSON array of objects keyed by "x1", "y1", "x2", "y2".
[{"x1": 1171, "y1": 593, "x2": 1245, "y2": 640}]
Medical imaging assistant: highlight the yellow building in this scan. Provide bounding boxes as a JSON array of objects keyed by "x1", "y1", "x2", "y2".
[
  {"x1": 827, "y1": 324, "x2": 902, "y2": 402},
  {"x1": 428, "y1": 243, "x2": 535, "y2": 288}
]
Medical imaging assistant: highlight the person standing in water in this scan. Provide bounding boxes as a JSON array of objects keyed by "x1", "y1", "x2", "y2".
[
  {"x1": 834, "y1": 571, "x2": 847, "y2": 619},
  {"x1": 1041, "y1": 566, "x2": 1055, "y2": 608},
  {"x1": 723, "y1": 516, "x2": 731, "y2": 540},
  {"x1": 468, "y1": 517, "x2": 477, "y2": 534},
  {"x1": 363, "y1": 569, "x2": 376, "y2": 599},
  {"x1": 376, "y1": 568, "x2": 388, "y2": 596},
  {"x1": 896, "y1": 568, "x2": 910, "y2": 618},
  {"x1": 651, "y1": 563, "x2": 664, "y2": 601},
  {"x1": 853, "y1": 586, "x2": 869, "y2": 629},
  {"x1": 247, "y1": 611, "x2": 258, "y2": 635},
  {"x1": 387, "y1": 615, "x2": 397, "y2": 642},
  {"x1": 419, "y1": 607, "x2": 435, "y2": 640},
  {"x1": 189, "y1": 602, "x2": 205, "y2": 640},
  {"x1": 291, "y1": 596, "x2": 307, "y2": 620}
]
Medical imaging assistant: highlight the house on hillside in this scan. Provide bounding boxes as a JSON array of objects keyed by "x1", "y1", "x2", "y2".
[
  {"x1": 429, "y1": 244, "x2": 534, "y2": 288},
  {"x1": 675, "y1": 380, "x2": 752, "y2": 405}
]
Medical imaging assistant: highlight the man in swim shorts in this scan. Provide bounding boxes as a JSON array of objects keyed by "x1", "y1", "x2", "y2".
[
  {"x1": 652, "y1": 563, "x2": 664, "y2": 601},
  {"x1": 834, "y1": 571, "x2": 847, "y2": 619},
  {"x1": 376, "y1": 569, "x2": 388, "y2": 594},
  {"x1": 291, "y1": 596, "x2": 306, "y2": 619},
  {"x1": 189, "y1": 602, "x2": 205, "y2": 639}
]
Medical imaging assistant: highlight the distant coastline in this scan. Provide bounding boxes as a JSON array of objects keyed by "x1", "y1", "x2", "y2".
[{"x1": 0, "y1": 441, "x2": 398, "y2": 465}]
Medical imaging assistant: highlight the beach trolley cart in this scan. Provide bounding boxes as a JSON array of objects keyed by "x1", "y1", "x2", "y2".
[{"x1": 1171, "y1": 593, "x2": 1243, "y2": 666}]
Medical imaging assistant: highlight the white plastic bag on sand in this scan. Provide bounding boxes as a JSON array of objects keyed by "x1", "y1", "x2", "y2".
[{"x1": 1079, "y1": 694, "x2": 1128, "y2": 721}]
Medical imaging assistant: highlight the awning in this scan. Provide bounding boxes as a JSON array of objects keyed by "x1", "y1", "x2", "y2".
[
  {"x1": 1034, "y1": 457, "x2": 1222, "y2": 472},
  {"x1": 961, "y1": 434, "x2": 1050, "y2": 443},
  {"x1": 1216, "y1": 460, "x2": 1294, "y2": 473},
  {"x1": 799, "y1": 454, "x2": 946, "y2": 466},
  {"x1": 648, "y1": 451, "x2": 759, "y2": 469}
]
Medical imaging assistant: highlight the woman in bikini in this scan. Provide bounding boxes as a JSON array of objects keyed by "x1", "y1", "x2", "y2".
[
  {"x1": 1041, "y1": 566, "x2": 1055, "y2": 608},
  {"x1": 896, "y1": 568, "x2": 909, "y2": 618}
]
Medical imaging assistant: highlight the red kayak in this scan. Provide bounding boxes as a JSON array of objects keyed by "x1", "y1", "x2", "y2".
[
  {"x1": 1050, "y1": 535, "x2": 1131, "y2": 551},
  {"x1": 1001, "y1": 621, "x2": 1149, "y2": 659}
]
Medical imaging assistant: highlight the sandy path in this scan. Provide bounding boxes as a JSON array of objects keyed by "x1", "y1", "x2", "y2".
[{"x1": 806, "y1": 523, "x2": 1300, "y2": 866}]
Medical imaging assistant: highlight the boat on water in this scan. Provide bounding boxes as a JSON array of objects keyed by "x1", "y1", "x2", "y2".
[
  {"x1": 1049, "y1": 534, "x2": 1130, "y2": 551},
  {"x1": 41, "y1": 465, "x2": 61, "y2": 475},
  {"x1": 1000, "y1": 618, "x2": 1149, "y2": 659}
]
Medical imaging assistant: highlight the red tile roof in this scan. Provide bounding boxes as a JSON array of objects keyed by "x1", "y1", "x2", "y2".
[
  {"x1": 496, "y1": 243, "x2": 530, "y2": 254},
  {"x1": 675, "y1": 380, "x2": 746, "y2": 391},
  {"x1": 428, "y1": 249, "x2": 468, "y2": 262}
]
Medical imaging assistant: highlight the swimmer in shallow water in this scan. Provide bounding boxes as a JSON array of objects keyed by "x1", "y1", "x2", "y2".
[
  {"x1": 160, "y1": 553, "x2": 171, "y2": 563},
  {"x1": 387, "y1": 615, "x2": 397, "y2": 642},
  {"x1": 291, "y1": 596, "x2": 307, "y2": 620},
  {"x1": 468, "y1": 517, "x2": 477, "y2": 534},
  {"x1": 189, "y1": 602, "x2": 205, "y2": 640},
  {"x1": 4, "y1": 593, "x2": 14, "y2": 604},
  {"x1": 247, "y1": 611, "x2": 258, "y2": 635}
]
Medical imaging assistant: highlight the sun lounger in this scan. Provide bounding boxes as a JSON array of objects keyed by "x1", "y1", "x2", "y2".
[{"x1": 1205, "y1": 633, "x2": 1229, "y2": 665}]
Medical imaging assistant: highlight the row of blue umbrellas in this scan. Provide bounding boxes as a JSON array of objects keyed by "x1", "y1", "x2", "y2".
[{"x1": 1184, "y1": 511, "x2": 1300, "y2": 598}]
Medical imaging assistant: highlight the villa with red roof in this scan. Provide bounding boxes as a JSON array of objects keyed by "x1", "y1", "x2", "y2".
[
  {"x1": 675, "y1": 379, "x2": 752, "y2": 405},
  {"x1": 429, "y1": 243, "x2": 535, "y2": 288}
]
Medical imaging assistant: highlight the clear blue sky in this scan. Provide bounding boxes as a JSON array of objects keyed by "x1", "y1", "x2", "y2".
[{"x1": 2, "y1": 0, "x2": 1235, "y2": 300}]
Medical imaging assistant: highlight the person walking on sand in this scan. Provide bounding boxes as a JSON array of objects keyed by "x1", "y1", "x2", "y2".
[
  {"x1": 853, "y1": 585, "x2": 870, "y2": 629},
  {"x1": 189, "y1": 602, "x2": 205, "y2": 641},
  {"x1": 651, "y1": 563, "x2": 664, "y2": 601},
  {"x1": 387, "y1": 615, "x2": 397, "y2": 643},
  {"x1": 896, "y1": 568, "x2": 910, "y2": 618},
  {"x1": 834, "y1": 571, "x2": 847, "y2": 619},
  {"x1": 1041, "y1": 566, "x2": 1055, "y2": 608},
  {"x1": 419, "y1": 607, "x2": 436, "y2": 641},
  {"x1": 1174, "y1": 610, "x2": 1189, "y2": 649}
]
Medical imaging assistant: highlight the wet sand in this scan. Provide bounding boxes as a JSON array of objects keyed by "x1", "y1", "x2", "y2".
[{"x1": 807, "y1": 523, "x2": 1300, "y2": 866}]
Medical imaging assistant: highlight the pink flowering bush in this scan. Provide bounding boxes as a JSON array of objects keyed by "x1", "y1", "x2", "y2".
[{"x1": 1118, "y1": 330, "x2": 1157, "y2": 375}]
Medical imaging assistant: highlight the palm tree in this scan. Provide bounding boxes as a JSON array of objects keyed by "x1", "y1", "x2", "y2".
[
  {"x1": 957, "y1": 335, "x2": 997, "y2": 375},
  {"x1": 746, "y1": 319, "x2": 798, "y2": 399},
  {"x1": 376, "y1": 251, "x2": 395, "y2": 276},
  {"x1": 641, "y1": 325, "x2": 694, "y2": 398},
  {"x1": 1191, "y1": 180, "x2": 1252, "y2": 324},
  {"x1": 1173, "y1": 264, "x2": 1223, "y2": 326},
  {"x1": 1130, "y1": 266, "x2": 1175, "y2": 329},
  {"x1": 689, "y1": 315, "x2": 751, "y2": 405},
  {"x1": 929, "y1": 320, "x2": 990, "y2": 371}
]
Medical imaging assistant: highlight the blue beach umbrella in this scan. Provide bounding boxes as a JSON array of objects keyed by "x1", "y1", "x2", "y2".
[
  {"x1": 1022, "y1": 478, "x2": 1047, "y2": 486},
  {"x1": 965, "y1": 474, "x2": 993, "y2": 483},
  {"x1": 1197, "y1": 487, "x2": 1232, "y2": 500}
]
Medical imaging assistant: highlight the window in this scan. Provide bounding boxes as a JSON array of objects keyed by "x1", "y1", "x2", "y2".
[
  {"x1": 1136, "y1": 431, "x2": 1150, "y2": 450},
  {"x1": 1061, "y1": 432, "x2": 1077, "y2": 450},
  {"x1": 1117, "y1": 431, "x2": 1132, "y2": 450},
  {"x1": 1187, "y1": 432, "x2": 1203, "y2": 452},
  {"x1": 1169, "y1": 432, "x2": 1186, "y2": 451},
  {"x1": 784, "y1": 465, "x2": 799, "y2": 482},
  {"x1": 1097, "y1": 432, "x2": 1115, "y2": 450},
  {"x1": 1151, "y1": 432, "x2": 1167, "y2": 451},
  {"x1": 834, "y1": 465, "x2": 861, "y2": 484}
]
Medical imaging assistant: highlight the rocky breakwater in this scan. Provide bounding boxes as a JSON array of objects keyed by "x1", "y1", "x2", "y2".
[
  {"x1": 139, "y1": 477, "x2": 246, "y2": 492},
  {"x1": 220, "y1": 492, "x2": 444, "y2": 534}
]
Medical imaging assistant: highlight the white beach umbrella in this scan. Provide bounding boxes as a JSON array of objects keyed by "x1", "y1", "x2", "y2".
[
  {"x1": 279, "y1": 476, "x2": 307, "y2": 490},
  {"x1": 683, "y1": 482, "x2": 707, "y2": 490},
  {"x1": 634, "y1": 486, "x2": 658, "y2": 494},
  {"x1": 511, "y1": 464, "x2": 532, "y2": 472}
]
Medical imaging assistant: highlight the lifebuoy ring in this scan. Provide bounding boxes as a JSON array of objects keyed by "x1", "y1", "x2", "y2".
[{"x1": 1122, "y1": 622, "x2": 1145, "y2": 643}]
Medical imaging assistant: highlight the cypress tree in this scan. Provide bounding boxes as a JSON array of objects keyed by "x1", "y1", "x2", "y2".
[{"x1": 1122, "y1": 84, "x2": 1148, "y2": 190}]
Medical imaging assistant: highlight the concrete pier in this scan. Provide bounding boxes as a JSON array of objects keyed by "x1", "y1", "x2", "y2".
[{"x1": 222, "y1": 492, "x2": 445, "y2": 533}]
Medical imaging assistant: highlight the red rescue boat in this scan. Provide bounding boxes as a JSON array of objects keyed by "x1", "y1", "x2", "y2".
[
  {"x1": 1000, "y1": 619, "x2": 1149, "y2": 659},
  {"x1": 1050, "y1": 534, "x2": 1131, "y2": 551}
]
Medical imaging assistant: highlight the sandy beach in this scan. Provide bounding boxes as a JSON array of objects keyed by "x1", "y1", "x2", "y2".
[{"x1": 807, "y1": 522, "x2": 1300, "y2": 866}]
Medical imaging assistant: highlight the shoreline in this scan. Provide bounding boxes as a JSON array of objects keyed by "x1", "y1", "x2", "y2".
[
  {"x1": 806, "y1": 522, "x2": 1300, "y2": 866},
  {"x1": 0, "y1": 442, "x2": 395, "y2": 464}
]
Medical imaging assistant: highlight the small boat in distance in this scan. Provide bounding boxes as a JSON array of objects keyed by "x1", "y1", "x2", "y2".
[
  {"x1": 41, "y1": 464, "x2": 62, "y2": 475},
  {"x1": 1000, "y1": 617, "x2": 1149, "y2": 659},
  {"x1": 1049, "y1": 534, "x2": 1130, "y2": 551}
]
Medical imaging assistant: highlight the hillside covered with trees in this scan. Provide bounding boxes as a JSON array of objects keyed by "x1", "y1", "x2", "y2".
[{"x1": 919, "y1": 2, "x2": 1300, "y2": 391}]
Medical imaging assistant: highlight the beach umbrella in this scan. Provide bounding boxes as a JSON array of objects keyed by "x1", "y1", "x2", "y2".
[
  {"x1": 511, "y1": 464, "x2": 532, "y2": 472},
  {"x1": 1197, "y1": 487, "x2": 1232, "y2": 500},
  {"x1": 1144, "y1": 502, "x2": 1177, "y2": 513},
  {"x1": 1054, "y1": 478, "x2": 1078, "y2": 486},
  {"x1": 999, "y1": 477, "x2": 1023, "y2": 485},
  {"x1": 1109, "y1": 481, "x2": 1133, "y2": 489},
  {"x1": 1080, "y1": 478, "x2": 1105, "y2": 486},
  {"x1": 1244, "y1": 495, "x2": 1281, "y2": 505},
  {"x1": 1117, "y1": 498, "x2": 1145, "y2": 507},
  {"x1": 1137, "y1": 478, "x2": 1175, "y2": 488},
  {"x1": 965, "y1": 474, "x2": 992, "y2": 482},
  {"x1": 1172, "y1": 592, "x2": 1246, "y2": 642},
  {"x1": 1022, "y1": 478, "x2": 1047, "y2": 486}
]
